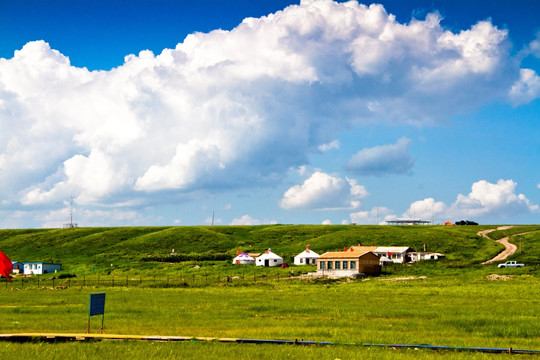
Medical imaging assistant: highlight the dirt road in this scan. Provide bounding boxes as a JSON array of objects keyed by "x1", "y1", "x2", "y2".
[{"x1": 480, "y1": 226, "x2": 517, "y2": 265}]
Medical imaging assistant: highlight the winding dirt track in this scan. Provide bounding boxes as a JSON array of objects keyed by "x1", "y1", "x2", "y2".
[{"x1": 480, "y1": 226, "x2": 518, "y2": 265}]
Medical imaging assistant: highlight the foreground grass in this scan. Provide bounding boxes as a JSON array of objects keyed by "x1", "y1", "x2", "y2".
[
  {"x1": 1, "y1": 275, "x2": 538, "y2": 352},
  {"x1": 0, "y1": 224, "x2": 538, "y2": 358},
  {"x1": 0, "y1": 341, "x2": 532, "y2": 360}
]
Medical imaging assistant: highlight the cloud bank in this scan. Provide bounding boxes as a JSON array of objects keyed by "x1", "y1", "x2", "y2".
[
  {"x1": 0, "y1": 0, "x2": 534, "y2": 217},
  {"x1": 345, "y1": 137, "x2": 414, "y2": 176},
  {"x1": 347, "y1": 179, "x2": 538, "y2": 225}
]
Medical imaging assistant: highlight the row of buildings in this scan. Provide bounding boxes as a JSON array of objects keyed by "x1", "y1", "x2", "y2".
[{"x1": 233, "y1": 245, "x2": 444, "y2": 277}]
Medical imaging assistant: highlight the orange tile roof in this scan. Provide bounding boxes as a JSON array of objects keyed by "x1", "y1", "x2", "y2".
[
  {"x1": 348, "y1": 246, "x2": 378, "y2": 252},
  {"x1": 319, "y1": 251, "x2": 372, "y2": 259}
]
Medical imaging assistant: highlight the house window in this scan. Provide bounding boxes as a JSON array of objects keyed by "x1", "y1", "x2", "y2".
[
  {"x1": 343, "y1": 261, "x2": 348, "y2": 269},
  {"x1": 319, "y1": 261, "x2": 325, "y2": 270},
  {"x1": 327, "y1": 261, "x2": 333, "y2": 270},
  {"x1": 300, "y1": 258, "x2": 304, "y2": 264},
  {"x1": 350, "y1": 261, "x2": 356, "y2": 269},
  {"x1": 335, "y1": 261, "x2": 340, "y2": 270},
  {"x1": 274, "y1": 259, "x2": 277, "y2": 262}
]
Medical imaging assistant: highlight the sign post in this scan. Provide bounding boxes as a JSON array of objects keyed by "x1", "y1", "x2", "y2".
[{"x1": 86, "y1": 292, "x2": 106, "y2": 333}]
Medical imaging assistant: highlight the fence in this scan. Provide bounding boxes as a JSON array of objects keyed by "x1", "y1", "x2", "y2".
[{"x1": 1, "y1": 273, "x2": 304, "y2": 290}]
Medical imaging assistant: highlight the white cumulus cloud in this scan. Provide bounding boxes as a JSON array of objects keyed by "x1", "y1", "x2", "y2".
[
  {"x1": 450, "y1": 179, "x2": 538, "y2": 219},
  {"x1": 280, "y1": 171, "x2": 367, "y2": 210},
  {"x1": 0, "y1": 0, "x2": 523, "y2": 217},
  {"x1": 230, "y1": 214, "x2": 277, "y2": 225},
  {"x1": 350, "y1": 206, "x2": 395, "y2": 225},
  {"x1": 509, "y1": 68, "x2": 540, "y2": 105},
  {"x1": 394, "y1": 179, "x2": 538, "y2": 223},
  {"x1": 402, "y1": 198, "x2": 446, "y2": 220}
]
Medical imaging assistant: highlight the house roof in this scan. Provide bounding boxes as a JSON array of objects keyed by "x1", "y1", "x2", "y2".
[
  {"x1": 349, "y1": 246, "x2": 378, "y2": 252},
  {"x1": 233, "y1": 253, "x2": 254, "y2": 260},
  {"x1": 319, "y1": 251, "x2": 374, "y2": 259},
  {"x1": 294, "y1": 249, "x2": 320, "y2": 258},
  {"x1": 257, "y1": 250, "x2": 282, "y2": 260},
  {"x1": 409, "y1": 252, "x2": 445, "y2": 256},
  {"x1": 374, "y1": 246, "x2": 413, "y2": 254}
]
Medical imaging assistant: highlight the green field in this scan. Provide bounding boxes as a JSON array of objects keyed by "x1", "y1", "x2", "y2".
[
  {"x1": 0, "y1": 224, "x2": 514, "y2": 274},
  {"x1": 0, "y1": 225, "x2": 539, "y2": 359}
]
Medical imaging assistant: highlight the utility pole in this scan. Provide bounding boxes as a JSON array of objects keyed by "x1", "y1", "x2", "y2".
[{"x1": 70, "y1": 195, "x2": 74, "y2": 228}]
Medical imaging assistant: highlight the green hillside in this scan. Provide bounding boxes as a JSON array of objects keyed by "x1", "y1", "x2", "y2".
[{"x1": 0, "y1": 224, "x2": 514, "y2": 270}]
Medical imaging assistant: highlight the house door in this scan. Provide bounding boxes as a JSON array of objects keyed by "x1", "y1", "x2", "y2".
[{"x1": 264, "y1": 259, "x2": 269, "y2": 267}]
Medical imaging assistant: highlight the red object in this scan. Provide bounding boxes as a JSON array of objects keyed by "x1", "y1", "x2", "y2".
[
  {"x1": 237, "y1": 250, "x2": 242, "y2": 255},
  {"x1": 0, "y1": 250, "x2": 13, "y2": 282},
  {"x1": 265, "y1": 250, "x2": 269, "y2": 254},
  {"x1": 387, "y1": 252, "x2": 393, "y2": 257},
  {"x1": 306, "y1": 249, "x2": 310, "y2": 253},
  {"x1": 344, "y1": 247, "x2": 348, "y2": 252},
  {"x1": 281, "y1": 263, "x2": 289, "y2": 268},
  {"x1": 349, "y1": 247, "x2": 354, "y2": 252}
]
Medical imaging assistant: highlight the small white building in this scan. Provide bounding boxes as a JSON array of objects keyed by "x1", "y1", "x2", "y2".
[
  {"x1": 232, "y1": 252, "x2": 255, "y2": 265},
  {"x1": 409, "y1": 252, "x2": 445, "y2": 262},
  {"x1": 373, "y1": 247, "x2": 413, "y2": 264},
  {"x1": 294, "y1": 246, "x2": 320, "y2": 265},
  {"x1": 256, "y1": 249, "x2": 283, "y2": 267},
  {"x1": 23, "y1": 262, "x2": 62, "y2": 275}
]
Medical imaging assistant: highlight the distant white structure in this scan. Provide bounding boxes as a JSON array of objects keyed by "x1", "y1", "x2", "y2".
[
  {"x1": 409, "y1": 252, "x2": 445, "y2": 262},
  {"x1": 23, "y1": 262, "x2": 62, "y2": 275},
  {"x1": 232, "y1": 252, "x2": 255, "y2": 265},
  {"x1": 386, "y1": 218, "x2": 430, "y2": 225},
  {"x1": 294, "y1": 245, "x2": 320, "y2": 265},
  {"x1": 256, "y1": 249, "x2": 283, "y2": 267}
]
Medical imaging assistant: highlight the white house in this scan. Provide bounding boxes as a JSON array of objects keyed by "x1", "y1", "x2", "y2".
[
  {"x1": 409, "y1": 252, "x2": 445, "y2": 262},
  {"x1": 23, "y1": 262, "x2": 62, "y2": 275},
  {"x1": 256, "y1": 249, "x2": 283, "y2": 267},
  {"x1": 373, "y1": 247, "x2": 413, "y2": 264},
  {"x1": 294, "y1": 246, "x2": 320, "y2": 265},
  {"x1": 232, "y1": 252, "x2": 255, "y2": 265}
]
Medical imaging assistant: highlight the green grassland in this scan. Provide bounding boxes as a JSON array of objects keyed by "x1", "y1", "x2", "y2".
[
  {"x1": 0, "y1": 277, "x2": 538, "y2": 359},
  {"x1": 0, "y1": 224, "x2": 509, "y2": 275},
  {"x1": 0, "y1": 224, "x2": 538, "y2": 359}
]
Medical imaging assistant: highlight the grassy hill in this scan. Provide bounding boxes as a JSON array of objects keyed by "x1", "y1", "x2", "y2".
[{"x1": 0, "y1": 224, "x2": 522, "y2": 271}]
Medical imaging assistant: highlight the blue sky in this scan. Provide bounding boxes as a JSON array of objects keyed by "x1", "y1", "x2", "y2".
[{"x1": 1, "y1": 0, "x2": 539, "y2": 228}]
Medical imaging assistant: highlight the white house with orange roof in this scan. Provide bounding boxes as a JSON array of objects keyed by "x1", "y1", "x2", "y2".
[{"x1": 294, "y1": 245, "x2": 320, "y2": 265}]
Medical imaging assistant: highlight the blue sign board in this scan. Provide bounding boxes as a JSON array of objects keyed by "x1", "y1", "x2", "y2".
[{"x1": 89, "y1": 293, "x2": 106, "y2": 316}]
